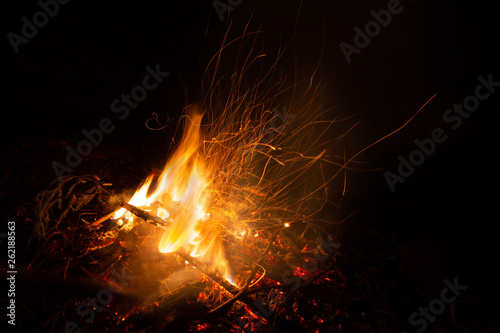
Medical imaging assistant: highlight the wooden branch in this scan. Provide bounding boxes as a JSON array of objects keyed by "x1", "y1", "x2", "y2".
[
  {"x1": 89, "y1": 211, "x2": 116, "y2": 228},
  {"x1": 119, "y1": 201, "x2": 171, "y2": 228},
  {"x1": 175, "y1": 249, "x2": 238, "y2": 294},
  {"x1": 92, "y1": 179, "x2": 171, "y2": 228},
  {"x1": 208, "y1": 230, "x2": 281, "y2": 314}
]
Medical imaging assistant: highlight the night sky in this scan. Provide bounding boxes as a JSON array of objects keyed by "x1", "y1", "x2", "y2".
[{"x1": 2, "y1": 0, "x2": 500, "y2": 331}]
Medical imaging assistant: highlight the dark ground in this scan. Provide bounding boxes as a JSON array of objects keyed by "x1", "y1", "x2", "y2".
[{"x1": 2, "y1": 0, "x2": 500, "y2": 332}]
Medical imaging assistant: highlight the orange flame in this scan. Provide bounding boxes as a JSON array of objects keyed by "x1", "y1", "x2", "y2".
[{"x1": 113, "y1": 111, "x2": 233, "y2": 283}]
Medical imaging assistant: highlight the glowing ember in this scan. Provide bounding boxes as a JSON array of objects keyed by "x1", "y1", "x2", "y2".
[{"x1": 113, "y1": 111, "x2": 233, "y2": 283}]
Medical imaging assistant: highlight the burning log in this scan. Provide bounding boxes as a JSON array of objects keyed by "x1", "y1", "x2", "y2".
[
  {"x1": 175, "y1": 249, "x2": 238, "y2": 294},
  {"x1": 118, "y1": 201, "x2": 171, "y2": 228},
  {"x1": 110, "y1": 199, "x2": 238, "y2": 293},
  {"x1": 208, "y1": 230, "x2": 280, "y2": 315},
  {"x1": 115, "y1": 202, "x2": 238, "y2": 292}
]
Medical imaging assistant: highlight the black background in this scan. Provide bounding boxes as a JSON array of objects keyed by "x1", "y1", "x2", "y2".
[{"x1": 2, "y1": 0, "x2": 500, "y2": 331}]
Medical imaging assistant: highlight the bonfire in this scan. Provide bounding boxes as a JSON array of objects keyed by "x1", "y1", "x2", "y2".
[{"x1": 26, "y1": 28, "x2": 425, "y2": 332}]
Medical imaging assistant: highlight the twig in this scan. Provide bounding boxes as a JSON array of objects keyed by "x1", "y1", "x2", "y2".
[
  {"x1": 27, "y1": 231, "x2": 62, "y2": 270},
  {"x1": 88, "y1": 211, "x2": 116, "y2": 228},
  {"x1": 208, "y1": 230, "x2": 281, "y2": 314},
  {"x1": 175, "y1": 249, "x2": 238, "y2": 294},
  {"x1": 93, "y1": 178, "x2": 171, "y2": 228},
  {"x1": 119, "y1": 202, "x2": 171, "y2": 228}
]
